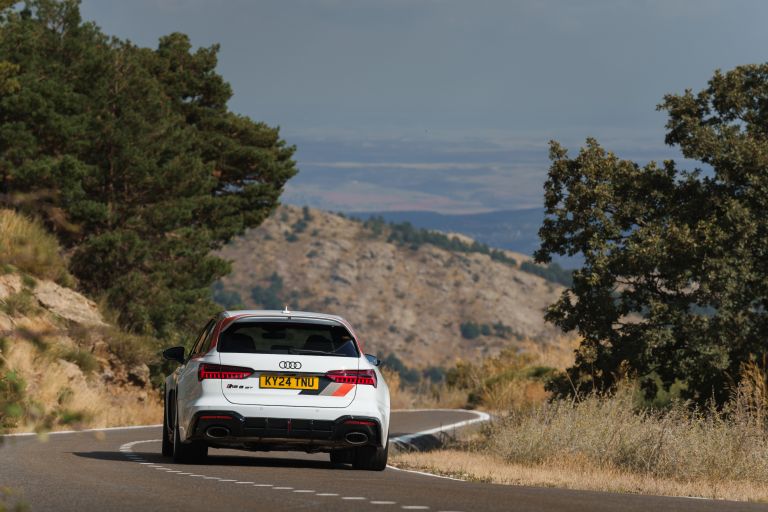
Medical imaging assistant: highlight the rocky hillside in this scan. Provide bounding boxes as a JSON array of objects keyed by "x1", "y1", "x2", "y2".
[
  {"x1": 0, "y1": 209, "x2": 161, "y2": 432},
  {"x1": 216, "y1": 206, "x2": 572, "y2": 367},
  {"x1": 0, "y1": 272, "x2": 161, "y2": 432}
]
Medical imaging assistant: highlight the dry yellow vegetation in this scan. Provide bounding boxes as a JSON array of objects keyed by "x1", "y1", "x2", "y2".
[
  {"x1": 392, "y1": 371, "x2": 768, "y2": 503},
  {"x1": 1, "y1": 209, "x2": 161, "y2": 433},
  {"x1": 0, "y1": 209, "x2": 71, "y2": 285}
]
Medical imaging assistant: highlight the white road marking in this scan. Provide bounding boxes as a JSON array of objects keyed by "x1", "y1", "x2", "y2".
[
  {"x1": 386, "y1": 465, "x2": 465, "y2": 481},
  {"x1": 117, "y1": 410, "x2": 490, "y2": 510},
  {"x1": 3, "y1": 424, "x2": 162, "y2": 437},
  {"x1": 388, "y1": 410, "x2": 490, "y2": 451}
]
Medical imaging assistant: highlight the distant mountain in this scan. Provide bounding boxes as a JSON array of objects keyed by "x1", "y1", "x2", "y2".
[
  {"x1": 347, "y1": 207, "x2": 545, "y2": 256},
  {"x1": 215, "y1": 206, "x2": 573, "y2": 367}
]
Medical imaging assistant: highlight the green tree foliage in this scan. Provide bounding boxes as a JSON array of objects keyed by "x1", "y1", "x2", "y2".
[
  {"x1": 250, "y1": 272, "x2": 284, "y2": 310},
  {"x1": 536, "y1": 64, "x2": 768, "y2": 404},
  {"x1": 519, "y1": 261, "x2": 573, "y2": 287},
  {"x1": 0, "y1": 1, "x2": 296, "y2": 338},
  {"x1": 364, "y1": 216, "x2": 518, "y2": 266}
]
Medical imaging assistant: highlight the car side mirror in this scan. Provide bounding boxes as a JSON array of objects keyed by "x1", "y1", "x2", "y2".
[
  {"x1": 162, "y1": 346, "x2": 185, "y2": 364},
  {"x1": 365, "y1": 354, "x2": 382, "y2": 367}
]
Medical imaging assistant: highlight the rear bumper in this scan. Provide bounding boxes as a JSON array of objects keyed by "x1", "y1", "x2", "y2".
[{"x1": 189, "y1": 411, "x2": 383, "y2": 451}]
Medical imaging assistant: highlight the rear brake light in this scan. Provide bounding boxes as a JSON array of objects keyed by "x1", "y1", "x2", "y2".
[
  {"x1": 326, "y1": 369, "x2": 377, "y2": 387},
  {"x1": 344, "y1": 419, "x2": 377, "y2": 426},
  {"x1": 198, "y1": 363, "x2": 253, "y2": 381}
]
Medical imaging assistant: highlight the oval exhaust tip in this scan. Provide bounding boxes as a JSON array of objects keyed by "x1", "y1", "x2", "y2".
[
  {"x1": 345, "y1": 432, "x2": 368, "y2": 445},
  {"x1": 206, "y1": 426, "x2": 230, "y2": 439}
]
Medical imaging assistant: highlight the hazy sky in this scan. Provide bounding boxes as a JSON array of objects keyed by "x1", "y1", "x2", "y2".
[{"x1": 80, "y1": 0, "x2": 768, "y2": 213}]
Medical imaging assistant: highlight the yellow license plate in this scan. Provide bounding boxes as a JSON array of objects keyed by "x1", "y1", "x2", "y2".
[{"x1": 259, "y1": 375, "x2": 319, "y2": 390}]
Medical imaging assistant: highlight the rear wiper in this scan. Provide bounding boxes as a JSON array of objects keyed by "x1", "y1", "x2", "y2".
[{"x1": 288, "y1": 348, "x2": 333, "y2": 356}]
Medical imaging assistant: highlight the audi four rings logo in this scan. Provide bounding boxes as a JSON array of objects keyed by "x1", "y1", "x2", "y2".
[{"x1": 279, "y1": 361, "x2": 302, "y2": 369}]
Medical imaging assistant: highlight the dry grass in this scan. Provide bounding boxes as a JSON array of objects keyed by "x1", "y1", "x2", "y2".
[
  {"x1": 385, "y1": 336, "x2": 577, "y2": 411},
  {"x1": 390, "y1": 450, "x2": 768, "y2": 502},
  {"x1": 384, "y1": 367, "x2": 469, "y2": 410},
  {"x1": 4, "y1": 340, "x2": 161, "y2": 432},
  {"x1": 0, "y1": 209, "x2": 72, "y2": 284},
  {"x1": 392, "y1": 370, "x2": 768, "y2": 503},
  {"x1": 489, "y1": 387, "x2": 768, "y2": 483}
]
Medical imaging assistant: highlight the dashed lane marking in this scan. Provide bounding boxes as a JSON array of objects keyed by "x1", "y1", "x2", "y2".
[{"x1": 120, "y1": 439, "x2": 465, "y2": 512}]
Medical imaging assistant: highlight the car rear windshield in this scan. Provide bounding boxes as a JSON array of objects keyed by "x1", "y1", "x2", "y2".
[{"x1": 217, "y1": 320, "x2": 359, "y2": 357}]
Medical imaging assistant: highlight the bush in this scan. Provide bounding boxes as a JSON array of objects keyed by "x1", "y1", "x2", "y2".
[
  {"x1": 211, "y1": 282, "x2": 243, "y2": 309},
  {"x1": 0, "y1": 289, "x2": 39, "y2": 317},
  {"x1": 250, "y1": 272, "x2": 284, "y2": 309},
  {"x1": 61, "y1": 348, "x2": 99, "y2": 374},
  {"x1": 460, "y1": 322, "x2": 481, "y2": 340},
  {"x1": 0, "y1": 209, "x2": 72, "y2": 284}
]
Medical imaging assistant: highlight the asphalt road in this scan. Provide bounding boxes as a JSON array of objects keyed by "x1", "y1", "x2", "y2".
[{"x1": 1, "y1": 409, "x2": 765, "y2": 512}]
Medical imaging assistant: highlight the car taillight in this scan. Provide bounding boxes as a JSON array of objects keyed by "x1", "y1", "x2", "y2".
[
  {"x1": 344, "y1": 419, "x2": 377, "y2": 426},
  {"x1": 326, "y1": 369, "x2": 377, "y2": 387},
  {"x1": 198, "y1": 363, "x2": 253, "y2": 381}
]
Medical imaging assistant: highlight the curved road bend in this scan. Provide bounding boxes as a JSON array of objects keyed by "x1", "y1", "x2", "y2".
[{"x1": 1, "y1": 409, "x2": 764, "y2": 512}]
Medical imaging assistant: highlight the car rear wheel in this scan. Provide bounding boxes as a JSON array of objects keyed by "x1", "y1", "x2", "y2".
[
  {"x1": 352, "y1": 444, "x2": 388, "y2": 471},
  {"x1": 172, "y1": 404, "x2": 208, "y2": 463},
  {"x1": 161, "y1": 395, "x2": 173, "y2": 457}
]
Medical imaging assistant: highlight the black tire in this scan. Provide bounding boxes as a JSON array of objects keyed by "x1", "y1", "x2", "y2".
[
  {"x1": 161, "y1": 393, "x2": 173, "y2": 457},
  {"x1": 330, "y1": 448, "x2": 353, "y2": 465},
  {"x1": 172, "y1": 403, "x2": 208, "y2": 464},
  {"x1": 352, "y1": 444, "x2": 388, "y2": 471}
]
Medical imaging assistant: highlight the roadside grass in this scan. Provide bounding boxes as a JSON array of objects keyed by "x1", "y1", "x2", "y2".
[
  {"x1": 390, "y1": 449, "x2": 768, "y2": 502},
  {"x1": 0, "y1": 209, "x2": 72, "y2": 285},
  {"x1": 391, "y1": 364, "x2": 768, "y2": 502}
]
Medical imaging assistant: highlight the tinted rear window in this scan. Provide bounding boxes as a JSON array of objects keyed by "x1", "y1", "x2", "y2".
[{"x1": 217, "y1": 321, "x2": 359, "y2": 357}]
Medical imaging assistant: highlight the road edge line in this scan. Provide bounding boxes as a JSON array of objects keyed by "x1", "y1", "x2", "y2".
[
  {"x1": 386, "y1": 409, "x2": 491, "y2": 480},
  {"x1": 2, "y1": 423, "x2": 163, "y2": 438}
]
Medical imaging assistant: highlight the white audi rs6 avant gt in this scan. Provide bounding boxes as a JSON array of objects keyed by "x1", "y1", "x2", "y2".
[{"x1": 161, "y1": 310, "x2": 390, "y2": 470}]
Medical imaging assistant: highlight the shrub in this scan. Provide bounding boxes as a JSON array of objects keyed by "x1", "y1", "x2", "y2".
[
  {"x1": 211, "y1": 282, "x2": 243, "y2": 309},
  {"x1": 61, "y1": 348, "x2": 99, "y2": 374},
  {"x1": 460, "y1": 322, "x2": 481, "y2": 340},
  {"x1": 0, "y1": 289, "x2": 39, "y2": 317},
  {"x1": 250, "y1": 272, "x2": 284, "y2": 309}
]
